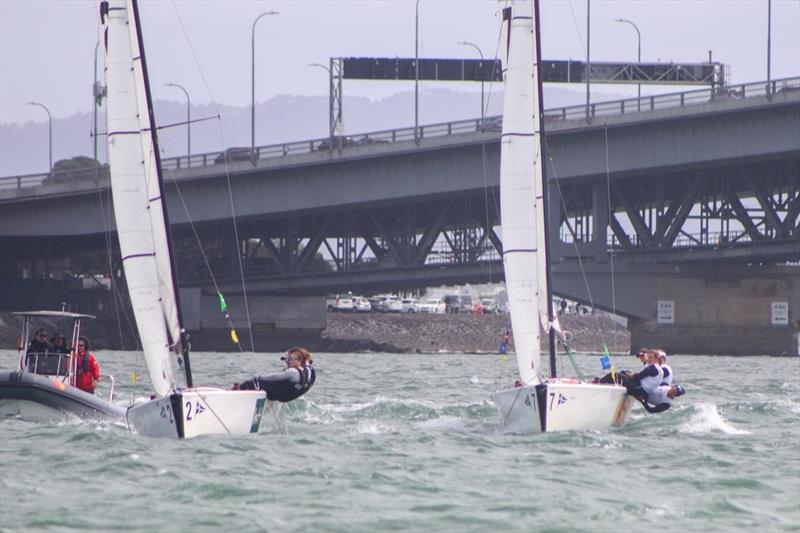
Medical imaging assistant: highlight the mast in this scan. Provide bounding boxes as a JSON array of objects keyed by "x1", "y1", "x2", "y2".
[
  {"x1": 531, "y1": 0, "x2": 558, "y2": 378},
  {"x1": 129, "y1": 0, "x2": 193, "y2": 387}
]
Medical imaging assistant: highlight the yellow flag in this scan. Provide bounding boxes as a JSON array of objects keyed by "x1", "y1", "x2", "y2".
[
  {"x1": 131, "y1": 371, "x2": 138, "y2": 385},
  {"x1": 230, "y1": 329, "x2": 240, "y2": 344},
  {"x1": 500, "y1": 355, "x2": 509, "y2": 366},
  {"x1": 611, "y1": 365, "x2": 617, "y2": 383}
]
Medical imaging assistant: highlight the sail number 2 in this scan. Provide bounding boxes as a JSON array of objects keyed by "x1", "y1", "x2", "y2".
[{"x1": 184, "y1": 400, "x2": 206, "y2": 421}]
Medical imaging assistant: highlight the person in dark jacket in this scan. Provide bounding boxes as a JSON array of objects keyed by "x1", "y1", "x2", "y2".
[
  {"x1": 234, "y1": 346, "x2": 315, "y2": 402},
  {"x1": 27, "y1": 328, "x2": 50, "y2": 355},
  {"x1": 49, "y1": 333, "x2": 70, "y2": 355},
  {"x1": 74, "y1": 337, "x2": 101, "y2": 394}
]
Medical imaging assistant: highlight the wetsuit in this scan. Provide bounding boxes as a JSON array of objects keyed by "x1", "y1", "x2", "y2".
[{"x1": 238, "y1": 365, "x2": 315, "y2": 402}]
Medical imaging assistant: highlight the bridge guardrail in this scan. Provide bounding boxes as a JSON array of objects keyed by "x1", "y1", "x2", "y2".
[{"x1": 3, "y1": 76, "x2": 798, "y2": 192}]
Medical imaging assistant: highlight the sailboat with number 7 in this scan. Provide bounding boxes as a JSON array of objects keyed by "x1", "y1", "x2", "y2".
[
  {"x1": 491, "y1": 0, "x2": 633, "y2": 433},
  {"x1": 101, "y1": 0, "x2": 274, "y2": 438}
]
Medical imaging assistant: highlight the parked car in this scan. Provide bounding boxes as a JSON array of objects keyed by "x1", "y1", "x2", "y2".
[
  {"x1": 401, "y1": 298, "x2": 419, "y2": 313},
  {"x1": 417, "y1": 298, "x2": 446, "y2": 314},
  {"x1": 352, "y1": 296, "x2": 371, "y2": 313},
  {"x1": 375, "y1": 295, "x2": 402, "y2": 313},
  {"x1": 214, "y1": 147, "x2": 253, "y2": 165},
  {"x1": 326, "y1": 294, "x2": 354, "y2": 312},
  {"x1": 480, "y1": 298, "x2": 499, "y2": 314},
  {"x1": 459, "y1": 295, "x2": 474, "y2": 314}
]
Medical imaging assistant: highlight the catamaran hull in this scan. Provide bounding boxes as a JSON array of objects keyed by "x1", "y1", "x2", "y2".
[
  {"x1": 126, "y1": 388, "x2": 275, "y2": 439},
  {"x1": 492, "y1": 381, "x2": 633, "y2": 433},
  {"x1": 0, "y1": 371, "x2": 125, "y2": 421}
]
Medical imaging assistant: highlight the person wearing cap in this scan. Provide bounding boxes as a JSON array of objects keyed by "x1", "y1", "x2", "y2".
[
  {"x1": 638, "y1": 383, "x2": 686, "y2": 413},
  {"x1": 619, "y1": 350, "x2": 663, "y2": 400},
  {"x1": 74, "y1": 337, "x2": 101, "y2": 395},
  {"x1": 49, "y1": 333, "x2": 70, "y2": 355},
  {"x1": 656, "y1": 350, "x2": 673, "y2": 386},
  {"x1": 233, "y1": 346, "x2": 315, "y2": 402}
]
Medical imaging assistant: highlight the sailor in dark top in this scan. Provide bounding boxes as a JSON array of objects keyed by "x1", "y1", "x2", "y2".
[
  {"x1": 27, "y1": 328, "x2": 50, "y2": 355},
  {"x1": 613, "y1": 349, "x2": 662, "y2": 398},
  {"x1": 235, "y1": 346, "x2": 315, "y2": 402},
  {"x1": 49, "y1": 333, "x2": 71, "y2": 355}
]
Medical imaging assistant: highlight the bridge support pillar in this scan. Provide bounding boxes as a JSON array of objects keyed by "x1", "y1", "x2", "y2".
[
  {"x1": 180, "y1": 289, "x2": 326, "y2": 352},
  {"x1": 627, "y1": 266, "x2": 798, "y2": 356}
]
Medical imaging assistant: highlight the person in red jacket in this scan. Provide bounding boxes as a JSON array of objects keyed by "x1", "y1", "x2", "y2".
[{"x1": 74, "y1": 337, "x2": 101, "y2": 394}]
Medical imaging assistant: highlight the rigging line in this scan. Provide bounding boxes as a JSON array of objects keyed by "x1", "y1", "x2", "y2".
[
  {"x1": 169, "y1": 0, "x2": 255, "y2": 352},
  {"x1": 96, "y1": 182, "x2": 126, "y2": 350},
  {"x1": 544, "y1": 138, "x2": 596, "y2": 309},
  {"x1": 169, "y1": 170, "x2": 244, "y2": 353},
  {"x1": 603, "y1": 125, "x2": 620, "y2": 354},
  {"x1": 479, "y1": 15, "x2": 507, "y2": 284}
]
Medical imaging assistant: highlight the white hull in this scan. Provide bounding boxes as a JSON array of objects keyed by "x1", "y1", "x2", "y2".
[
  {"x1": 126, "y1": 388, "x2": 276, "y2": 439},
  {"x1": 492, "y1": 380, "x2": 633, "y2": 433}
]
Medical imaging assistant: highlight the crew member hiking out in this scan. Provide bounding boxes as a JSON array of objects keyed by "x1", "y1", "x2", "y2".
[{"x1": 233, "y1": 346, "x2": 315, "y2": 402}]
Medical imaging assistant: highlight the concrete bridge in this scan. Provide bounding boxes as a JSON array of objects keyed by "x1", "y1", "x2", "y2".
[{"x1": 2, "y1": 78, "x2": 798, "y2": 354}]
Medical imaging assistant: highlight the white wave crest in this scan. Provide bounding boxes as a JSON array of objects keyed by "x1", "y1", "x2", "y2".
[
  {"x1": 416, "y1": 415, "x2": 466, "y2": 431},
  {"x1": 353, "y1": 421, "x2": 393, "y2": 435},
  {"x1": 679, "y1": 402, "x2": 749, "y2": 435}
]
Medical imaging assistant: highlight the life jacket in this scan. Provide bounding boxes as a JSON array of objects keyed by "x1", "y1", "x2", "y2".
[
  {"x1": 638, "y1": 363, "x2": 664, "y2": 396},
  {"x1": 660, "y1": 364, "x2": 673, "y2": 386},
  {"x1": 259, "y1": 365, "x2": 316, "y2": 403},
  {"x1": 647, "y1": 385, "x2": 673, "y2": 408}
]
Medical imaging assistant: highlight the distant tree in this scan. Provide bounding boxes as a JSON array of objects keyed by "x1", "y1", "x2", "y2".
[{"x1": 44, "y1": 156, "x2": 109, "y2": 184}]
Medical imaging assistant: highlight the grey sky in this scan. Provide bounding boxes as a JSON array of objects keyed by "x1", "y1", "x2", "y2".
[{"x1": 1, "y1": 0, "x2": 798, "y2": 125}]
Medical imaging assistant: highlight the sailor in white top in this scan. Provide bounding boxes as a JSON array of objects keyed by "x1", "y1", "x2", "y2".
[
  {"x1": 641, "y1": 384, "x2": 686, "y2": 413},
  {"x1": 657, "y1": 350, "x2": 673, "y2": 386}
]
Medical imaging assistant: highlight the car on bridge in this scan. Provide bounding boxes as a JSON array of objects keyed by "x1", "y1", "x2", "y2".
[
  {"x1": 315, "y1": 136, "x2": 357, "y2": 151},
  {"x1": 214, "y1": 147, "x2": 253, "y2": 165}
]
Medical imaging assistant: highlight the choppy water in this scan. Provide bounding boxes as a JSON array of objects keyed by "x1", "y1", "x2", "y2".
[{"x1": 1, "y1": 349, "x2": 799, "y2": 532}]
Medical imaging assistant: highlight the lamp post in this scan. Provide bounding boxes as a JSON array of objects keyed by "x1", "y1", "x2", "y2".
[
  {"x1": 27, "y1": 101, "x2": 52, "y2": 173},
  {"x1": 458, "y1": 41, "x2": 485, "y2": 129},
  {"x1": 165, "y1": 82, "x2": 191, "y2": 166},
  {"x1": 767, "y1": 0, "x2": 772, "y2": 97},
  {"x1": 308, "y1": 63, "x2": 334, "y2": 145},
  {"x1": 585, "y1": 0, "x2": 591, "y2": 121},
  {"x1": 415, "y1": 0, "x2": 420, "y2": 145},
  {"x1": 614, "y1": 18, "x2": 641, "y2": 110},
  {"x1": 251, "y1": 11, "x2": 279, "y2": 157}
]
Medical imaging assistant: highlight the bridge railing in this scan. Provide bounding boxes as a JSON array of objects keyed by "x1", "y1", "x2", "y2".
[{"x1": 3, "y1": 76, "x2": 798, "y2": 191}]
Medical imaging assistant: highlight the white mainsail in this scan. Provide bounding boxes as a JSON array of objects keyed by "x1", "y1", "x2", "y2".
[
  {"x1": 128, "y1": 9, "x2": 183, "y2": 350},
  {"x1": 499, "y1": 0, "x2": 545, "y2": 385},
  {"x1": 103, "y1": 0, "x2": 177, "y2": 396}
]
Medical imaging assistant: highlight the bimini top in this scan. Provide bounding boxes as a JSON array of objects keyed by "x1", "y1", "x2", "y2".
[{"x1": 12, "y1": 310, "x2": 96, "y2": 319}]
